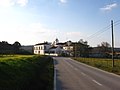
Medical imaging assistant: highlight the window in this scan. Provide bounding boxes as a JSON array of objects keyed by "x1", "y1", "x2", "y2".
[
  {"x1": 41, "y1": 46, "x2": 43, "y2": 50},
  {"x1": 44, "y1": 46, "x2": 46, "y2": 50},
  {"x1": 36, "y1": 47, "x2": 38, "y2": 50}
]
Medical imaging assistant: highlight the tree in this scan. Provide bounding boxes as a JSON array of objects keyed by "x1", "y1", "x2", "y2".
[
  {"x1": 97, "y1": 42, "x2": 111, "y2": 58},
  {"x1": 78, "y1": 39, "x2": 84, "y2": 44},
  {"x1": 13, "y1": 41, "x2": 21, "y2": 54},
  {"x1": 97, "y1": 42, "x2": 110, "y2": 52},
  {"x1": 101, "y1": 42, "x2": 110, "y2": 47},
  {"x1": 0, "y1": 41, "x2": 14, "y2": 55},
  {"x1": 73, "y1": 39, "x2": 89, "y2": 57}
]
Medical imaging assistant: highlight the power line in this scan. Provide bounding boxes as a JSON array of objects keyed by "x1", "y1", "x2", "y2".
[
  {"x1": 114, "y1": 19, "x2": 120, "y2": 27},
  {"x1": 114, "y1": 19, "x2": 120, "y2": 23},
  {"x1": 86, "y1": 19, "x2": 120, "y2": 40},
  {"x1": 87, "y1": 25, "x2": 110, "y2": 40},
  {"x1": 114, "y1": 22, "x2": 120, "y2": 27}
]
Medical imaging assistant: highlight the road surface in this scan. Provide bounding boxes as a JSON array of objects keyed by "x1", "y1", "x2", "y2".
[{"x1": 53, "y1": 57, "x2": 120, "y2": 90}]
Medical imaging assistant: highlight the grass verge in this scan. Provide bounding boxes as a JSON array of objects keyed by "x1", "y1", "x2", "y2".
[
  {"x1": 0, "y1": 55, "x2": 53, "y2": 90},
  {"x1": 72, "y1": 57, "x2": 120, "y2": 75}
]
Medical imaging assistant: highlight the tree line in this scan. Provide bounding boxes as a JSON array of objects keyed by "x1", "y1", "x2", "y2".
[
  {"x1": 0, "y1": 41, "x2": 21, "y2": 55},
  {"x1": 73, "y1": 39, "x2": 113, "y2": 58}
]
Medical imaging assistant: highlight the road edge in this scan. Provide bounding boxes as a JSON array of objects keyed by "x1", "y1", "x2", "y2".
[
  {"x1": 69, "y1": 58, "x2": 120, "y2": 78},
  {"x1": 53, "y1": 58, "x2": 56, "y2": 90}
]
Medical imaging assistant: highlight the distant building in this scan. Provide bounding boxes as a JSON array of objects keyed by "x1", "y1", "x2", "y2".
[
  {"x1": 34, "y1": 41, "x2": 66, "y2": 56},
  {"x1": 34, "y1": 42, "x2": 51, "y2": 55},
  {"x1": 34, "y1": 39, "x2": 89, "y2": 57},
  {"x1": 89, "y1": 47, "x2": 120, "y2": 58},
  {"x1": 34, "y1": 40, "x2": 82, "y2": 56},
  {"x1": 89, "y1": 47, "x2": 105, "y2": 58},
  {"x1": 63, "y1": 41, "x2": 74, "y2": 56},
  {"x1": 49, "y1": 45, "x2": 65, "y2": 56}
]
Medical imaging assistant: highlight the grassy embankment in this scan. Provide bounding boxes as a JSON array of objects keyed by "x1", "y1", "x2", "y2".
[
  {"x1": 0, "y1": 55, "x2": 54, "y2": 90},
  {"x1": 73, "y1": 57, "x2": 120, "y2": 75}
]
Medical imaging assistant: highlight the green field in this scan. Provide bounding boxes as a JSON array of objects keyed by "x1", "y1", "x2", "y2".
[
  {"x1": 73, "y1": 57, "x2": 120, "y2": 75},
  {"x1": 0, "y1": 55, "x2": 34, "y2": 61},
  {"x1": 0, "y1": 55, "x2": 53, "y2": 90}
]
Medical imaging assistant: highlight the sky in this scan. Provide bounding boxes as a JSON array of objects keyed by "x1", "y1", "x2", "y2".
[{"x1": 0, "y1": 0, "x2": 120, "y2": 47}]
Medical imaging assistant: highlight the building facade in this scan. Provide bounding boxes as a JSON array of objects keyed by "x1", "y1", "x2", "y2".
[
  {"x1": 34, "y1": 42, "x2": 51, "y2": 55},
  {"x1": 34, "y1": 41, "x2": 66, "y2": 56}
]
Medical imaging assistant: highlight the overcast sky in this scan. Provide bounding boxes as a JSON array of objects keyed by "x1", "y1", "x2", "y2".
[{"x1": 0, "y1": 0, "x2": 120, "y2": 47}]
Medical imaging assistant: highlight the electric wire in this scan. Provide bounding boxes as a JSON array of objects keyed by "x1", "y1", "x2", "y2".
[
  {"x1": 86, "y1": 20, "x2": 120, "y2": 41},
  {"x1": 87, "y1": 25, "x2": 110, "y2": 40}
]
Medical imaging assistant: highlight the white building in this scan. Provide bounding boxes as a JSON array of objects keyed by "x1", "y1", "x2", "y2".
[
  {"x1": 34, "y1": 41, "x2": 66, "y2": 56},
  {"x1": 49, "y1": 46, "x2": 65, "y2": 55},
  {"x1": 34, "y1": 39, "x2": 74, "y2": 56},
  {"x1": 34, "y1": 42, "x2": 51, "y2": 55},
  {"x1": 63, "y1": 46, "x2": 73, "y2": 51}
]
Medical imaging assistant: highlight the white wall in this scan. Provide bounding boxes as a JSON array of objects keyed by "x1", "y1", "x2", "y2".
[{"x1": 34, "y1": 44, "x2": 51, "y2": 55}]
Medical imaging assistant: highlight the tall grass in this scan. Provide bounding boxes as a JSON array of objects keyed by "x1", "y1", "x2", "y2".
[
  {"x1": 73, "y1": 57, "x2": 120, "y2": 75},
  {"x1": 0, "y1": 55, "x2": 53, "y2": 90}
]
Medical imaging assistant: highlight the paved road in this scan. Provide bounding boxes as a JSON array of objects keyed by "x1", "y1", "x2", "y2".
[{"x1": 53, "y1": 57, "x2": 120, "y2": 90}]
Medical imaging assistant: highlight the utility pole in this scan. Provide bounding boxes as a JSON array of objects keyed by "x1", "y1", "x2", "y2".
[
  {"x1": 111, "y1": 20, "x2": 114, "y2": 67},
  {"x1": 74, "y1": 42, "x2": 76, "y2": 58}
]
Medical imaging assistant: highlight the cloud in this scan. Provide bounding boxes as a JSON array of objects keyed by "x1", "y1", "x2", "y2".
[
  {"x1": 59, "y1": 0, "x2": 67, "y2": 4},
  {"x1": 0, "y1": 21, "x2": 83, "y2": 45},
  {"x1": 19, "y1": 23, "x2": 58, "y2": 44},
  {"x1": 28, "y1": 24, "x2": 82, "y2": 43},
  {"x1": 0, "y1": 0, "x2": 14, "y2": 7},
  {"x1": 100, "y1": 3, "x2": 118, "y2": 11},
  {"x1": 0, "y1": 0, "x2": 28, "y2": 7},
  {"x1": 66, "y1": 32, "x2": 81, "y2": 36},
  {"x1": 65, "y1": 31, "x2": 82, "y2": 41},
  {"x1": 16, "y1": 0, "x2": 28, "y2": 7}
]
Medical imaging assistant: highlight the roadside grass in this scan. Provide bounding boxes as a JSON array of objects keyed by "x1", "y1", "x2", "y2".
[
  {"x1": 0, "y1": 55, "x2": 53, "y2": 90},
  {"x1": 72, "y1": 57, "x2": 120, "y2": 75},
  {"x1": 0, "y1": 55, "x2": 34, "y2": 61}
]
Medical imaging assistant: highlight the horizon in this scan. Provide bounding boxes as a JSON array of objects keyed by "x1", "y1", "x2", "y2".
[
  {"x1": 0, "y1": 0, "x2": 120, "y2": 47},
  {"x1": 3, "y1": 39, "x2": 120, "y2": 48}
]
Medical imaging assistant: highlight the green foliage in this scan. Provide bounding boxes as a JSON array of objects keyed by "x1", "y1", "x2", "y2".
[
  {"x1": 0, "y1": 41, "x2": 22, "y2": 55},
  {"x1": 0, "y1": 55, "x2": 53, "y2": 90}
]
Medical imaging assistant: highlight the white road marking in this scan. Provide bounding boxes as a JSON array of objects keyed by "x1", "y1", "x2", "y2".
[
  {"x1": 64, "y1": 60, "x2": 79, "y2": 71},
  {"x1": 69, "y1": 58, "x2": 120, "y2": 78},
  {"x1": 74, "y1": 68, "x2": 78, "y2": 71},
  {"x1": 92, "y1": 80, "x2": 102, "y2": 86},
  {"x1": 81, "y1": 72, "x2": 86, "y2": 76},
  {"x1": 64, "y1": 60, "x2": 74, "y2": 68}
]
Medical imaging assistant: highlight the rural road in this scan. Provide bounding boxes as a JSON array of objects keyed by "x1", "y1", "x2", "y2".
[{"x1": 53, "y1": 57, "x2": 120, "y2": 90}]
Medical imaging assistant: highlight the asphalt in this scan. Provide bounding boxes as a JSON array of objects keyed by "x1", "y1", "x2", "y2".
[{"x1": 53, "y1": 57, "x2": 120, "y2": 90}]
